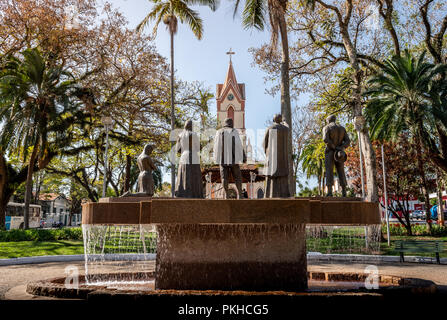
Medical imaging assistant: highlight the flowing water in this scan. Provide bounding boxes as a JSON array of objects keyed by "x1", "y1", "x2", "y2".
[
  {"x1": 306, "y1": 225, "x2": 381, "y2": 254},
  {"x1": 82, "y1": 224, "x2": 157, "y2": 284},
  {"x1": 82, "y1": 223, "x2": 381, "y2": 285}
]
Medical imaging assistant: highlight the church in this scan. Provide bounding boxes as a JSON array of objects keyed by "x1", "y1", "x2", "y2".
[{"x1": 202, "y1": 53, "x2": 266, "y2": 199}]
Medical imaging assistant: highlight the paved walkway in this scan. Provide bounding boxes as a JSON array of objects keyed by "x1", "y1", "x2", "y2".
[{"x1": 1, "y1": 260, "x2": 446, "y2": 299}]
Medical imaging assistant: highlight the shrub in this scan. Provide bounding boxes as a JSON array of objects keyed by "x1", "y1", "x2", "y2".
[
  {"x1": 382, "y1": 223, "x2": 447, "y2": 237},
  {"x1": 0, "y1": 228, "x2": 83, "y2": 242}
]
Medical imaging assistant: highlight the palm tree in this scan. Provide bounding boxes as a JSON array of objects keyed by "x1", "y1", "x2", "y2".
[
  {"x1": 299, "y1": 139, "x2": 325, "y2": 195},
  {"x1": 234, "y1": 0, "x2": 294, "y2": 194},
  {"x1": 0, "y1": 48, "x2": 78, "y2": 229},
  {"x1": 137, "y1": 0, "x2": 218, "y2": 197},
  {"x1": 365, "y1": 50, "x2": 447, "y2": 231}
]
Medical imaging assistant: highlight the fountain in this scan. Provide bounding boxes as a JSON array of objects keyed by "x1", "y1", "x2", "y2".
[
  {"x1": 26, "y1": 196, "x2": 439, "y2": 301},
  {"x1": 24, "y1": 118, "x2": 439, "y2": 300},
  {"x1": 83, "y1": 197, "x2": 379, "y2": 291}
]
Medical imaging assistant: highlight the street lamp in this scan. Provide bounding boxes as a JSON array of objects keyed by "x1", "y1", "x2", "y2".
[
  {"x1": 101, "y1": 116, "x2": 113, "y2": 198},
  {"x1": 354, "y1": 116, "x2": 366, "y2": 199}
]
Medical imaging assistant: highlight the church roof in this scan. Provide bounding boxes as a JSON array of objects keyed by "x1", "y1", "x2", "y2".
[{"x1": 217, "y1": 60, "x2": 245, "y2": 101}]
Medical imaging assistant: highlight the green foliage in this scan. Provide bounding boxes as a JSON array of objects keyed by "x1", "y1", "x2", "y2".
[
  {"x1": 299, "y1": 137, "x2": 325, "y2": 194},
  {"x1": 382, "y1": 223, "x2": 447, "y2": 237},
  {"x1": 312, "y1": 68, "x2": 356, "y2": 128},
  {"x1": 365, "y1": 50, "x2": 447, "y2": 142},
  {"x1": 0, "y1": 228, "x2": 83, "y2": 242},
  {"x1": 136, "y1": 0, "x2": 218, "y2": 39}
]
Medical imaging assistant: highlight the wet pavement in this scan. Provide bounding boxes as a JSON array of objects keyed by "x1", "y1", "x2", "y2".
[{"x1": 0, "y1": 260, "x2": 446, "y2": 299}]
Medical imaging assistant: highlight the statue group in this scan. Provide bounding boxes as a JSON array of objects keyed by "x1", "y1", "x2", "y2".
[{"x1": 130, "y1": 114, "x2": 349, "y2": 199}]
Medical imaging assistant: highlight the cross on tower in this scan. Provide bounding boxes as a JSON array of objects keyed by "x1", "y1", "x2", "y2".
[{"x1": 226, "y1": 48, "x2": 235, "y2": 62}]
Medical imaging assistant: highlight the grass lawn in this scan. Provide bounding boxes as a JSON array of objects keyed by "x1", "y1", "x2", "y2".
[
  {"x1": 0, "y1": 235, "x2": 446, "y2": 259},
  {"x1": 0, "y1": 240, "x2": 84, "y2": 259}
]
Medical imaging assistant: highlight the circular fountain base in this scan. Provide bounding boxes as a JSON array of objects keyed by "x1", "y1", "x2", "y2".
[{"x1": 26, "y1": 271, "x2": 437, "y2": 301}]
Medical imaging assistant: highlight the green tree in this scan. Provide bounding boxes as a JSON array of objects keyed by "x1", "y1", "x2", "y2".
[
  {"x1": 0, "y1": 48, "x2": 81, "y2": 229},
  {"x1": 137, "y1": 0, "x2": 218, "y2": 197},
  {"x1": 365, "y1": 50, "x2": 447, "y2": 230},
  {"x1": 234, "y1": 0, "x2": 295, "y2": 194},
  {"x1": 299, "y1": 138, "x2": 325, "y2": 195}
]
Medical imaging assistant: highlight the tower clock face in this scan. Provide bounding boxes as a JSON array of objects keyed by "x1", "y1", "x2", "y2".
[{"x1": 227, "y1": 93, "x2": 234, "y2": 101}]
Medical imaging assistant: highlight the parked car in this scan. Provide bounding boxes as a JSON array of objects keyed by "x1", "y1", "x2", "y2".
[
  {"x1": 52, "y1": 221, "x2": 64, "y2": 228},
  {"x1": 410, "y1": 210, "x2": 425, "y2": 220}
]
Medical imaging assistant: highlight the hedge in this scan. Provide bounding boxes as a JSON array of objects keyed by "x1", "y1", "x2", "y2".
[
  {"x1": 382, "y1": 223, "x2": 447, "y2": 237},
  {"x1": 0, "y1": 228, "x2": 83, "y2": 242}
]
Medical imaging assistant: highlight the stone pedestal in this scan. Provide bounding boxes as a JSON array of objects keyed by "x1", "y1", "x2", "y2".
[{"x1": 155, "y1": 224, "x2": 307, "y2": 291}]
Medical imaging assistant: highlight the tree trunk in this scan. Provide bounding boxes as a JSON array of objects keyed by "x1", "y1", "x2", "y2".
[
  {"x1": 318, "y1": 175, "x2": 322, "y2": 196},
  {"x1": 24, "y1": 142, "x2": 39, "y2": 230},
  {"x1": 339, "y1": 25, "x2": 379, "y2": 202},
  {"x1": 360, "y1": 131, "x2": 379, "y2": 202},
  {"x1": 436, "y1": 172, "x2": 445, "y2": 225},
  {"x1": 0, "y1": 199, "x2": 7, "y2": 230},
  {"x1": 0, "y1": 155, "x2": 8, "y2": 229},
  {"x1": 278, "y1": 15, "x2": 295, "y2": 196},
  {"x1": 414, "y1": 133, "x2": 432, "y2": 232},
  {"x1": 170, "y1": 30, "x2": 176, "y2": 198},
  {"x1": 124, "y1": 154, "x2": 131, "y2": 193}
]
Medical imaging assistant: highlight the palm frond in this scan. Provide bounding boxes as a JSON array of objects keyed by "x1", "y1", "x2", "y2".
[{"x1": 242, "y1": 0, "x2": 266, "y2": 30}]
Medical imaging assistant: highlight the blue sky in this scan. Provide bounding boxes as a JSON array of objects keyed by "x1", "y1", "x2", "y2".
[
  {"x1": 106, "y1": 0, "x2": 316, "y2": 188},
  {"x1": 110, "y1": 0, "x2": 280, "y2": 131}
]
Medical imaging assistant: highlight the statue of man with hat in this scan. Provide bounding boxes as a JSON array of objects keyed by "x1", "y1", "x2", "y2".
[{"x1": 323, "y1": 115, "x2": 351, "y2": 197}]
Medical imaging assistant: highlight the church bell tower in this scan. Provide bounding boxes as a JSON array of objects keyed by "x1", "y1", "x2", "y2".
[
  {"x1": 216, "y1": 50, "x2": 252, "y2": 161},
  {"x1": 216, "y1": 51, "x2": 245, "y2": 131}
]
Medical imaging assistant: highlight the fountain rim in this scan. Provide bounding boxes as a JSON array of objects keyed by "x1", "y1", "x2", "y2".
[
  {"x1": 26, "y1": 271, "x2": 437, "y2": 300},
  {"x1": 81, "y1": 197, "x2": 381, "y2": 226}
]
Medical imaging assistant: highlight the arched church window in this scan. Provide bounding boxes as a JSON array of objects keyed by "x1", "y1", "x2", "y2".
[{"x1": 227, "y1": 106, "x2": 234, "y2": 121}]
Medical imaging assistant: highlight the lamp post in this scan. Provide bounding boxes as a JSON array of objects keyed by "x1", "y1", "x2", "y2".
[
  {"x1": 354, "y1": 116, "x2": 367, "y2": 248},
  {"x1": 101, "y1": 116, "x2": 113, "y2": 198},
  {"x1": 354, "y1": 116, "x2": 366, "y2": 199}
]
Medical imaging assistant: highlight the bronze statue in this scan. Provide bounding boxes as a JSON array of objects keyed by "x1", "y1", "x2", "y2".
[
  {"x1": 323, "y1": 115, "x2": 350, "y2": 197},
  {"x1": 174, "y1": 120, "x2": 203, "y2": 198},
  {"x1": 263, "y1": 114, "x2": 290, "y2": 198},
  {"x1": 213, "y1": 118, "x2": 246, "y2": 199},
  {"x1": 121, "y1": 144, "x2": 157, "y2": 197}
]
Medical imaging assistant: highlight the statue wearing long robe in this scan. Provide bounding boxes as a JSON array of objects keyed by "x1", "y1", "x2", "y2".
[
  {"x1": 174, "y1": 121, "x2": 203, "y2": 198},
  {"x1": 263, "y1": 115, "x2": 290, "y2": 198},
  {"x1": 137, "y1": 144, "x2": 156, "y2": 196}
]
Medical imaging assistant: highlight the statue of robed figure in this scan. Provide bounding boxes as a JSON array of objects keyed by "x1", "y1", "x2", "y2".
[
  {"x1": 121, "y1": 144, "x2": 157, "y2": 197},
  {"x1": 137, "y1": 144, "x2": 157, "y2": 196},
  {"x1": 263, "y1": 114, "x2": 291, "y2": 198},
  {"x1": 174, "y1": 120, "x2": 203, "y2": 198}
]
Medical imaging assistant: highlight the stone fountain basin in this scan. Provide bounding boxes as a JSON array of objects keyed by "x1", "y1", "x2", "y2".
[
  {"x1": 83, "y1": 198, "x2": 380, "y2": 225},
  {"x1": 81, "y1": 198, "x2": 380, "y2": 291},
  {"x1": 26, "y1": 271, "x2": 437, "y2": 300}
]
